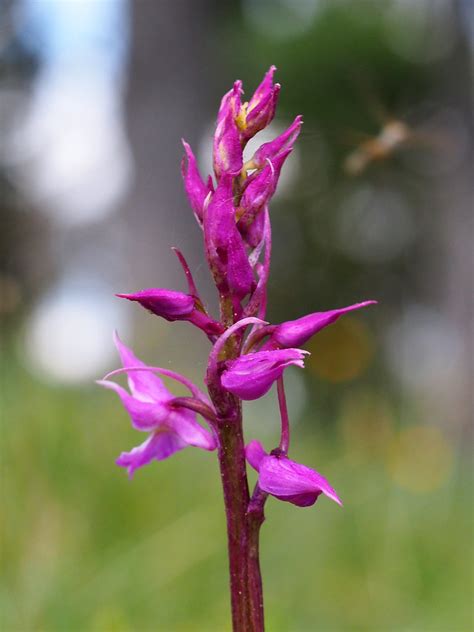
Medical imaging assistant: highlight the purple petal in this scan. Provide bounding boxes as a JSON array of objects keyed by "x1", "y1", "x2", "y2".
[
  {"x1": 245, "y1": 212, "x2": 265, "y2": 250},
  {"x1": 259, "y1": 455, "x2": 342, "y2": 507},
  {"x1": 213, "y1": 82, "x2": 243, "y2": 178},
  {"x1": 249, "y1": 66, "x2": 276, "y2": 104},
  {"x1": 116, "y1": 431, "x2": 187, "y2": 478},
  {"x1": 167, "y1": 408, "x2": 217, "y2": 451},
  {"x1": 97, "y1": 380, "x2": 170, "y2": 430},
  {"x1": 112, "y1": 332, "x2": 170, "y2": 402},
  {"x1": 117, "y1": 289, "x2": 194, "y2": 321},
  {"x1": 238, "y1": 148, "x2": 292, "y2": 235},
  {"x1": 252, "y1": 115, "x2": 303, "y2": 169},
  {"x1": 271, "y1": 301, "x2": 377, "y2": 348},
  {"x1": 242, "y1": 66, "x2": 280, "y2": 139},
  {"x1": 221, "y1": 348, "x2": 307, "y2": 400},
  {"x1": 245, "y1": 84, "x2": 280, "y2": 136},
  {"x1": 181, "y1": 140, "x2": 212, "y2": 224},
  {"x1": 245, "y1": 440, "x2": 267, "y2": 472},
  {"x1": 226, "y1": 236, "x2": 255, "y2": 301},
  {"x1": 204, "y1": 175, "x2": 254, "y2": 299},
  {"x1": 217, "y1": 80, "x2": 242, "y2": 126}
]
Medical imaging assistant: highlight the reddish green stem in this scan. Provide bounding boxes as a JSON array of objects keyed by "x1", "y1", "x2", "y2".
[
  {"x1": 208, "y1": 320, "x2": 265, "y2": 632},
  {"x1": 213, "y1": 398, "x2": 265, "y2": 632}
]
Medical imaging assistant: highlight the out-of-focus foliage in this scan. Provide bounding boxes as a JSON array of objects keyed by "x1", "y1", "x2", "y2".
[{"x1": 2, "y1": 361, "x2": 471, "y2": 630}]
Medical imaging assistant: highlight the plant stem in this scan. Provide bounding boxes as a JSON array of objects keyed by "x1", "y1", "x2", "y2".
[
  {"x1": 247, "y1": 486, "x2": 267, "y2": 630},
  {"x1": 207, "y1": 318, "x2": 266, "y2": 630},
  {"x1": 277, "y1": 377, "x2": 290, "y2": 454},
  {"x1": 215, "y1": 403, "x2": 265, "y2": 632}
]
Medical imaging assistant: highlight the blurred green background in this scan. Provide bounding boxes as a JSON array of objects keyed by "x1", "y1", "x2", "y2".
[{"x1": 1, "y1": 1, "x2": 472, "y2": 630}]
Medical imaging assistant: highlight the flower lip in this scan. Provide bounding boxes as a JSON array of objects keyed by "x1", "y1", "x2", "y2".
[{"x1": 116, "y1": 432, "x2": 188, "y2": 478}]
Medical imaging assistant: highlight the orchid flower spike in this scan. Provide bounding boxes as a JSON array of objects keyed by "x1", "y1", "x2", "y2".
[
  {"x1": 116, "y1": 288, "x2": 223, "y2": 336},
  {"x1": 246, "y1": 440, "x2": 342, "y2": 508},
  {"x1": 220, "y1": 348, "x2": 308, "y2": 400},
  {"x1": 99, "y1": 66, "x2": 377, "y2": 631},
  {"x1": 97, "y1": 333, "x2": 216, "y2": 478}
]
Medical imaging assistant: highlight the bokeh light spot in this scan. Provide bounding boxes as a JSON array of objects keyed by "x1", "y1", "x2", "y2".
[
  {"x1": 340, "y1": 388, "x2": 395, "y2": 461},
  {"x1": 384, "y1": 0, "x2": 456, "y2": 64},
  {"x1": 24, "y1": 282, "x2": 129, "y2": 385},
  {"x1": 307, "y1": 317, "x2": 374, "y2": 382},
  {"x1": 387, "y1": 425, "x2": 453, "y2": 493},
  {"x1": 337, "y1": 186, "x2": 415, "y2": 264},
  {"x1": 242, "y1": 0, "x2": 323, "y2": 40}
]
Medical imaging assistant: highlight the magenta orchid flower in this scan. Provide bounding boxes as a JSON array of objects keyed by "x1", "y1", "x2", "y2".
[
  {"x1": 97, "y1": 333, "x2": 216, "y2": 478},
  {"x1": 100, "y1": 67, "x2": 376, "y2": 632},
  {"x1": 246, "y1": 440, "x2": 342, "y2": 507},
  {"x1": 220, "y1": 348, "x2": 308, "y2": 400}
]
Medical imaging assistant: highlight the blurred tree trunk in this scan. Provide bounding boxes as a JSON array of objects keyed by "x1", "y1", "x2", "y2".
[
  {"x1": 122, "y1": 0, "x2": 225, "y2": 371},
  {"x1": 124, "y1": 0, "x2": 219, "y2": 290},
  {"x1": 432, "y1": 0, "x2": 473, "y2": 433}
]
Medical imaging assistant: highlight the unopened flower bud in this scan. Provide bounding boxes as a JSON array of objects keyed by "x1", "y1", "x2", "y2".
[
  {"x1": 240, "y1": 66, "x2": 280, "y2": 141},
  {"x1": 269, "y1": 301, "x2": 377, "y2": 348},
  {"x1": 238, "y1": 148, "x2": 292, "y2": 242},
  {"x1": 117, "y1": 289, "x2": 223, "y2": 335},
  {"x1": 251, "y1": 115, "x2": 303, "y2": 170},
  {"x1": 213, "y1": 81, "x2": 243, "y2": 178}
]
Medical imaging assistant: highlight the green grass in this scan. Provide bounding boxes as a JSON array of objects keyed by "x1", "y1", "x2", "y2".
[{"x1": 2, "y1": 363, "x2": 472, "y2": 631}]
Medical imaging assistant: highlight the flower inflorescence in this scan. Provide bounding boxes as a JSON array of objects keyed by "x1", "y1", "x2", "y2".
[{"x1": 100, "y1": 66, "x2": 376, "y2": 508}]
